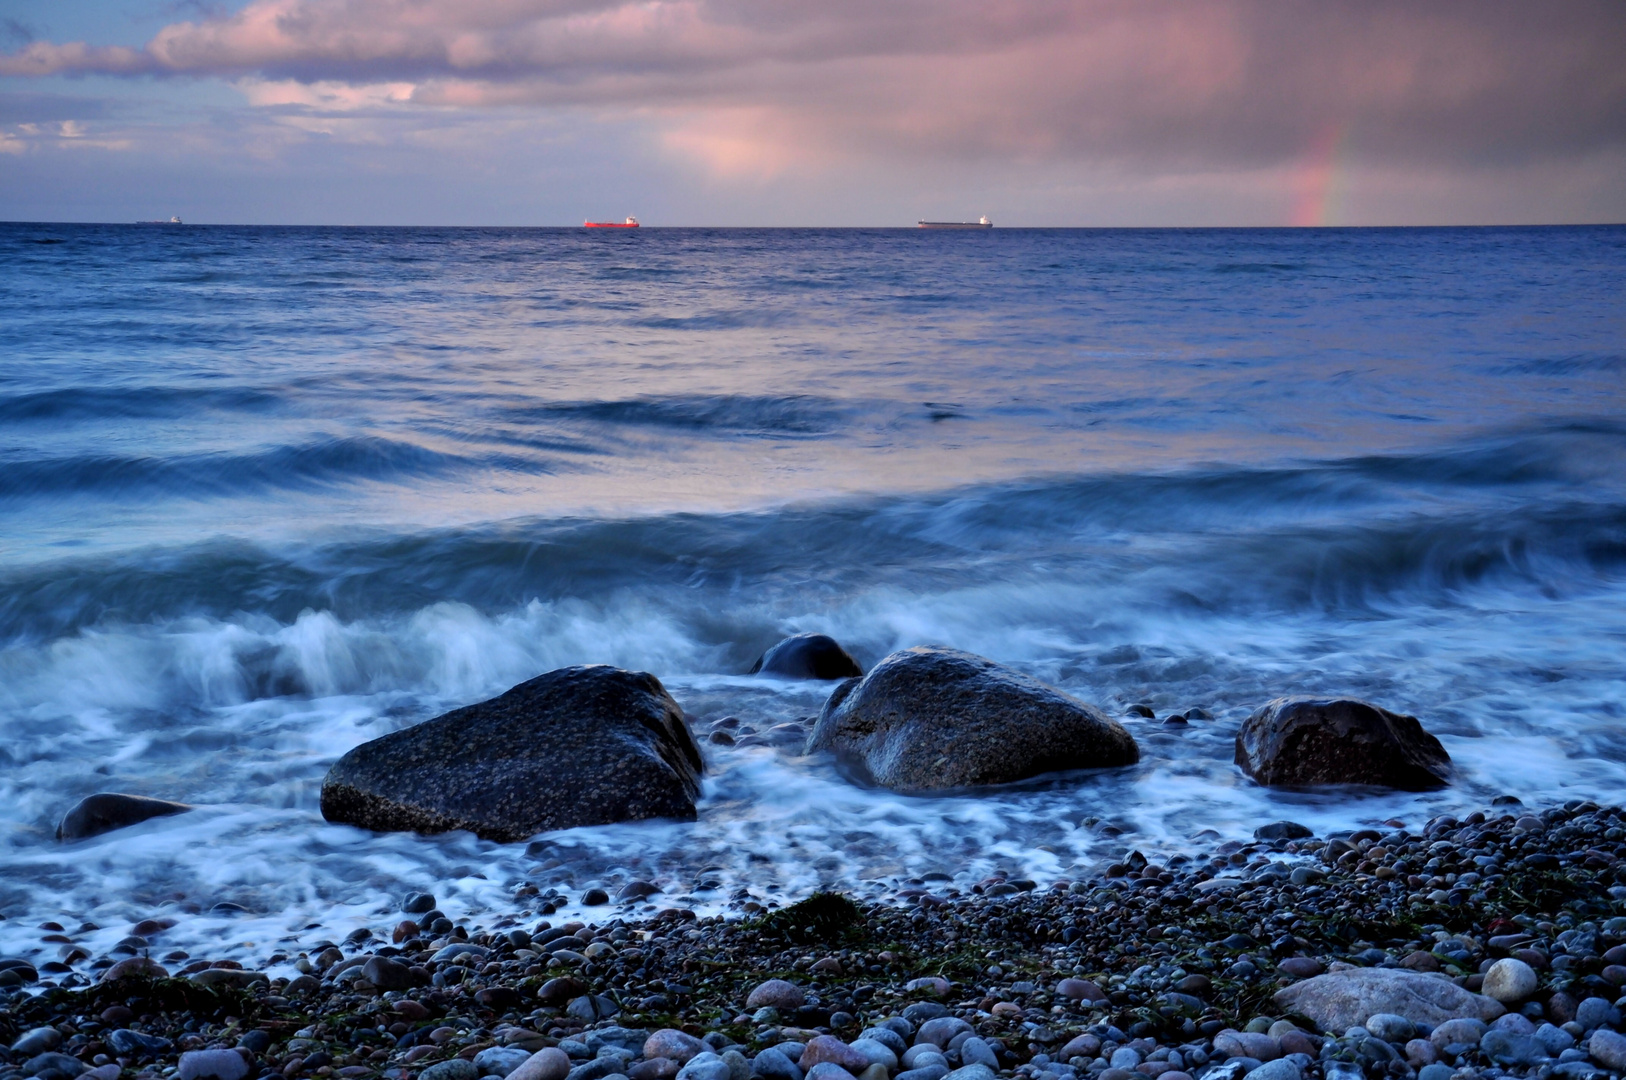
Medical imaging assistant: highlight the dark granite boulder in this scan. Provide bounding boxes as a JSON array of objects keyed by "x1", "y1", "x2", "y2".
[
  {"x1": 57, "y1": 793, "x2": 193, "y2": 842},
  {"x1": 804, "y1": 645, "x2": 1138, "y2": 791},
  {"x1": 1236, "y1": 696, "x2": 1450, "y2": 790},
  {"x1": 749, "y1": 633, "x2": 862, "y2": 680},
  {"x1": 320, "y1": 666, "x2": 704, "y2": 843}
]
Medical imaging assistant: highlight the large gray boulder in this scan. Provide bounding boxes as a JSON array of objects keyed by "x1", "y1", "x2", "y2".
[
  {"x1": 57, "y1": 793, "x2": 192, "y2": 842},
  {"x1": 1274, "y1": 968, "x2": 1503, "y2": 1032},
  {"x1": 321, "y1": 666, "x2": 703, "y2": 843},
  {"x1": 805, "y1": 646, "x2": 1138, "y2": 791},
  {"x1": 1236, "y1": 697, "x2": 1450, "y2": 790}
]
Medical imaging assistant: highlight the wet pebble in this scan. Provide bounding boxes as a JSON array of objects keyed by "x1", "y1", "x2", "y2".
[
  {"x1": 11, "y1": 1030, "x2": 62, "y2": 1057},
  {"x1": 421, "y1": 1061, "x2": 482, "y2": 1080},
  {"x1": 1483, "y1": 957, "x2": 1538, "y2": 1002},
  {"x1": 746, "y1": 979, "x2": 806, "y2": 1010},
  {"x1": 675, "y1": 1053, "x2": 731, "y2": 1080},
  {"x1": 1589, "y1": 1029, "x2": 1626, "y2": 1071},
  {"x1": 645, "y1": 1032, "x2": 706, "y2": 1065},
  {"x1": 176, "y1": 1050, "x2": 250, "y2": 1080}
]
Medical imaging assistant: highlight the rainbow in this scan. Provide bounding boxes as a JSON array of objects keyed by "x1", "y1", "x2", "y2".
[{"x1": 1291, "y1": 122, "x2": 1349, "y2": 227}]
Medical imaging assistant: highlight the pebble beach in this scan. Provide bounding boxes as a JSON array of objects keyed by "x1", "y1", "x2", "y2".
[{"x1": 5, "y1": 799, "x2": 1626, "y2": 1080}]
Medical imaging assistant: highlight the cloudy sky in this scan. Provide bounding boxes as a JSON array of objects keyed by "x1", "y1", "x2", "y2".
[{"x1": 2, "y1": 0, "x2": 1623, "y2": 225}]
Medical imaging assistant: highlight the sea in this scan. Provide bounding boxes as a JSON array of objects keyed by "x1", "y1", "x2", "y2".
[{"x1": 1, "y1": 223, "x2": 1624, "y2": 978}]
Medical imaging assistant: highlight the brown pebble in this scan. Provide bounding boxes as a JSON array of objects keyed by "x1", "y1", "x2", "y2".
[
  {"x1": 538, "y1": 976, "x2": 587, "y2": 1006},
  {"x1": 800, "y1": 1036, "x2": 870, "y2": 1073},
  {"x1": 1176, "y1": 974, "x2": 1212, "y2": 994},
  {"x1": 1279, "y1": 1032, "x2": 1318, "y2": 1057},
  {"x1": 101, "y1": 956, "x2": 168, "y2": 982},
  {"x1": 395, "y1": 1000, "x2": 430, "y2": 1022},
  {"x1": 629, "y1": 1059, "x2": 679, "y2": 1080},
  {"x1": 508, "y1": 1048, "x2": 571, "y2": 1080},
  {"x1": 1057, "y1": 1034, "x2": 1101, "y2": 1060},
  {"x1": 1056, "y1": 977, "x2": 1105, "y2": 1001},
  {"x1": 1513, "y1": 948, "x2": 1548, "y2": 969},
  {"x1": 1548, "y1": 992, "x2": 1577, "y2": 1023},
  {"x1": 1400, "y1": 951, "x2": 1440, "y2": 972}
]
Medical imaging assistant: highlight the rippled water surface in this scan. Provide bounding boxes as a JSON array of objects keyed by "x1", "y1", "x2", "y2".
[{"x1": 2, "y1": 223, "x2": 1624, "y2": 975}]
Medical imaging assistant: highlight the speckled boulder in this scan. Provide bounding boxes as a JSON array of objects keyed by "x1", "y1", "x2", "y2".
[
  {"x1": 1274, "y1": 968, "x2": 1502, "y2": 1031},
  {"x1": 805, "y1": 646, "x2": 1138, "y2": 791},
  {"x1": 321, "y1": 666, "x2": 703, "y2": 843},
  {"x1": 1236, "y1": 697, "x2": 1450, "y2": 790}
]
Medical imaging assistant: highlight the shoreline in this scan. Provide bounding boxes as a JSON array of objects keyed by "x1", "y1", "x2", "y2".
[{"x1": 3, "y1": 799, "x2": 1625, "y2": 1080}]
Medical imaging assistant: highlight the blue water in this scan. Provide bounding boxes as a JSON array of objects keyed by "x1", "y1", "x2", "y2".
[{"x1": 2, "y1": 223, "x2": 1624, "y2": 976}]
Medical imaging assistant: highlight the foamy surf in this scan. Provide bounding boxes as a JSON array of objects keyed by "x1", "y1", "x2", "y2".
[{"x1": 1, "y1": 223, "x2": 1622, "y2": 981}]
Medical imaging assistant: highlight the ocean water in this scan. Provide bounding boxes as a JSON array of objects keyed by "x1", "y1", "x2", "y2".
[{"x1": 1, "y1": 223, "x2": 1624, "y2": 976}]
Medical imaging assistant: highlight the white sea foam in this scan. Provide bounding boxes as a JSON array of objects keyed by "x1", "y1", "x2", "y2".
[
  {"x1": 1, "y1": 555, "x2": 1623, "y2": 973},
  {"x1": 2, "y1": 225, "x2": 1623, "y2": 981}
]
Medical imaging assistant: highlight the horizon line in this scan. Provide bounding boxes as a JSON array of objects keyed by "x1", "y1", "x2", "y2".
[{"x1": 4, "y1": 220, "x2": 1625, "y2": 230}]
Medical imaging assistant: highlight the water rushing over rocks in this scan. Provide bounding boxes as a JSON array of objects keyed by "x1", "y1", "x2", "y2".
[
  {"x1": 3, "y1": 800, "x2": 1625, "y2": 1080},
  {"x1": 2, "y1": 226, "x2": 1624, "y2": 988}
]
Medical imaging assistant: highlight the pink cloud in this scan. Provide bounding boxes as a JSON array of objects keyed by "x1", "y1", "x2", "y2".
[{"x1": 2, "y1": 0, "x2": 1623, "y2": 177}]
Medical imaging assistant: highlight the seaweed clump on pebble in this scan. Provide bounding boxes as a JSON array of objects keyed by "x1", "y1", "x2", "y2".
[{"x1": 755, "y1": 893, "x2": 866, "y2": 945}]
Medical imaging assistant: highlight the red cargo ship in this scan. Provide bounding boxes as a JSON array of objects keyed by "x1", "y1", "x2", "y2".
[{"x1": 585, "y1": 216, "x2": 639, "y2": 228}]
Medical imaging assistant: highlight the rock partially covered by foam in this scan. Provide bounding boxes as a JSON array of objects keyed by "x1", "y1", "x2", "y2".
[
  {"x1": 750, "y1": 634, "x2": 862, "y2": 680},
  {"x1": 57, "y1": 793, "x2": 192, "y2": 842},
  {"x1": 1236, "y1": 697, "x2": 1450, "y2": 790},
  {"x1": 805, "y1": 646, "x2": 1138, "y2": 791},
  {"x1": 321, "y1": 666, "x2": 704, "y2": 843}
]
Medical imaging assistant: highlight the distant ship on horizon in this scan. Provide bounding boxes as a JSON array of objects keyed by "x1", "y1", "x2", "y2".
[
  {"x1": 918, "y1": 215, "x2": 991, "y2": 229},
  {"x1": 585, "y1": 216, "x2": 639, "y2": 228},
  {"x1": 136, "y1": 216, "x2": 183, "y2": 224}
]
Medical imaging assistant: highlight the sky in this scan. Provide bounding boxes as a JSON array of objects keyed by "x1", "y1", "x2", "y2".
[{"x1": 1, "y1": 0, "x2": 1623, "y2": 226}]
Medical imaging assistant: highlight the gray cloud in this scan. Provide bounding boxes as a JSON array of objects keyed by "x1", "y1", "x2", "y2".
[
  {"x1": 1, "y1": 17, "x2": 37, "y2": 46},
  {"x1": 0, "y1": 0, "x2": 1622, "y2": 175},
  {"x1": 0, "y1": 91, "x2": 116, "y2": 124}
]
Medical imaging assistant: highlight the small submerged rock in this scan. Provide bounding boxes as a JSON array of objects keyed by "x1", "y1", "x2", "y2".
[
  {"x1": 805, "y1": 646, "x2": 1138, "y2": 790},
  {"x1": 750, "y1": 634, "x2": 863, "y2": 680},
  {"x1": 100, "y1": 956, "x2": 168, "y2": 982},
  {"x1": 1253, "y1": 821, "x2": 1313, "y2": 841},
  {"x1": 56, "y1": 792, "x2": 192, "y2": 842}
]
